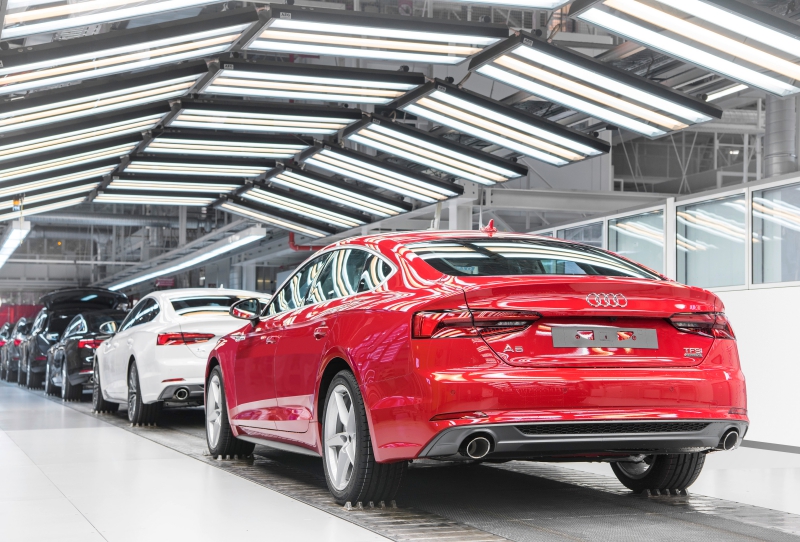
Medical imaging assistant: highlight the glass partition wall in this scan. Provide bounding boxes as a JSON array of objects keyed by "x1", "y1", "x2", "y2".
[{"x1": 531, "y1": 175, "x2": 800, "y2": 291}]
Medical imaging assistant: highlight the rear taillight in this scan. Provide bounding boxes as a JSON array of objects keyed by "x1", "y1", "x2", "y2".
[
  {"x1": 0, "y1": 340, "x2": 6, "y2": 347},
  {"x1": 157, "y1": 332, "x2": 215, "y2": 346},
  {"x1": 78, "y1": 339, "x2": 104, "y2": 350},
  {"x1": 35, "y1": 355, "x2": 47, "y2": 361},
  {"x1": 412, "y1": 310, "x2": 541, "y2": 339},
  {"x1": 13, "y1": 338, "x2": 21, "y2": 346},
  {"x1": 669, "y1": 313, "x2": 735, "y2": 340}
]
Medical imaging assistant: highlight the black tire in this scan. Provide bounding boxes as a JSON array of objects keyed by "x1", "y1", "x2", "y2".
[
  {"x1": 26, "y1": 363, "x2": 42, "y2": 389},
  {"x1": 205, "y1": 366, "x2": 255, "y2": 459},
  {"x1": 0, "y1": 362, "x2": 5, "y2": 381},
  {"x1": 611, "y1": 453, "x2": 706, "y2": 493},
  {"x1": 92, "y1": 364, "x2": 118, "y2": 414},
  {"x1": 16, "y1": 362, "x2": 24, "y2": 386},
  {"x1": 321, "y1": 370, "x2": 406, "y2": 506},
  {"x1": 61, "y1": 360, "x2": 81, "y2": 401},
  {"x1": 44, "y1": 361, "x2": 58, "y2": 396},
  {"x1": 127, "y1": 362, "x2": 161, "y2": 425}
]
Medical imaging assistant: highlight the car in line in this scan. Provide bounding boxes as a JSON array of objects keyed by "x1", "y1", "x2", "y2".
[
  {"x1": 0, "y1": 318, "x2": 31, "y2": 384},
  {"x1": 0, "y1": 322, "x2": 12, "y2": 380},
  {"x1": 44, "y1": 310, "x2": 128, "y2": 401},
  {"x1": 204, "y1": 229, "x2": 748, "y2": 505},
  {"x1": 19, "y1": 288, "x2": 128, "y2": 389},
  {"x1": 93, "y1": 288, "x2": 269, "y2": 425}
]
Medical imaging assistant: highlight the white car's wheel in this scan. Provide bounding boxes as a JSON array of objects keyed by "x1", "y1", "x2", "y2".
[
  {"x1": 321, "y1": 370, "x2": 406, "y2": 505},
  {"x1": 127, "y1": 362, "x2": 162, "y2": 425},
  {"x1": 92, "y1": 363, "x2": 118, "y2": 414},
  {"x1": 205, "y1": 366, "x2": 254, "y2": 459}
]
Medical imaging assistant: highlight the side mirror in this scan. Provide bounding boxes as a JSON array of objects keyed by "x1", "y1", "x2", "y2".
[{"x1": 230, "y1": 298, "x2": 262, "y2": 324}]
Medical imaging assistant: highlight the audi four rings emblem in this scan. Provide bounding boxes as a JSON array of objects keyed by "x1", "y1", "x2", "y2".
[{"x1": 586, "y1": 293, "x2": 628, "y2": 307}]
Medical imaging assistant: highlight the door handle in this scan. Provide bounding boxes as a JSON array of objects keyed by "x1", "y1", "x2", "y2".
[
  {"x1": 265, "y1": 336, "x2": 278, "y2": 344},
  {"x1": 313, "y1": 326, "x2": 329, "y2": 340}
]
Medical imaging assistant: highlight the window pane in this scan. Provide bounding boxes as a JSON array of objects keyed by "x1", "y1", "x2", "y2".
[
  {"x1": 170, "y1": 296, "x2": 247, "y2": 316},
  {"x1": 269, "y1": 254, "x2": 330, "y2": 315},
  {"x1": 677, "y1": 195, "x2": 746, "y2": 288},
  {"x1": 557, "y1": 222, "x2": 603, "y2": 247},
  {"x1": 308, "y1": 249, "x2": 373, "y2": 304},
  {"x1": 358, "y1": 256, "x2": 393, "y2": 291},
  {"x1": 753, "y1": 182, "x2": 800, "y2": 284},
  {"x1": 609, "y1": 210, "x2": 664, "y2": 273}
]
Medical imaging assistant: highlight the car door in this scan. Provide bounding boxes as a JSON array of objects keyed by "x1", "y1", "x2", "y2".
[
  {"x1": 273, "y1": 249, "x2": 369, "y2": 433},
  {"x1": 103, "y1": 299, "x2": 153, "y2": 399},
  {"x1": 232, "y1": 254, "x2": 330, "y2": 432}
]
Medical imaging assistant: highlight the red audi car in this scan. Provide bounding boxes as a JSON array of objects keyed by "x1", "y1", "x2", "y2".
[{"x1": 205, "y1": 229, "x2": 747, "y2": 504}]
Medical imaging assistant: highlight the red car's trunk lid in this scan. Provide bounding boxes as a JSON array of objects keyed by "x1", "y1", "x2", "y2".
[{"x1": 461, "y1": 276, "x2": 717, "y2": 368}]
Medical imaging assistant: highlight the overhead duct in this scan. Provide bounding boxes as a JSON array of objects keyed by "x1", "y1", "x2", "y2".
[
  {"x1": 25, "y1": 212, "x2": 212, "y2": 230},
  {"x1": 765, "y1": 95, "x2": 798, "y2": 178}
]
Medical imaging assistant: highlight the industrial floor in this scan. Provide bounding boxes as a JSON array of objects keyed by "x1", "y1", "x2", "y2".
[{"x1": 1, "y1": 380, "x2": 798, "y2": 542}]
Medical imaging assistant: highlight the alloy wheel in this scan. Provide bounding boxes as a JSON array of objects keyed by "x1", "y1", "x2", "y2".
[
  {"x1": 128, "y1": 366, "x2": 138, "y2": 418},
  {"x1": 206, "y1": 374, "x2": 222, "y2": 448},
  {"x1": 61, "y1": 362, "x2": 68, "y2": 399},
  {"x1": 324, "y1": 384, "x2": 357, "y2": 491}
]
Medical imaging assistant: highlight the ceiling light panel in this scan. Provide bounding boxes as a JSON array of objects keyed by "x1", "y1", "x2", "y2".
[
  {"x1": 94, "y1": 192, "x2": 216, "y2": 206},
  {"x1": 241, "y1": 187, "x2": 366, "y2": 229},
  {"x1": 170, "y1": 99, "x2": 363, "y2": 135},
  {"x1": 245, "y1": 5, "x2": 508, "y2": 65},
  {"x1": 0, "y1": 138, "x2": 138, "y2": 184},
  {"x1": 125, "y1": 155, "x2": 274, "y2": 178},
  {"x1": 0, "y1": 105, "x2": 170, "y2": 164},
  {"x1": 299, "y1": 144, "x2": 464, "y2": 204},
  {"x1": 0, "y1": 165, "x2": 117, "y2": 199},
  {"x1": 389, "y1": 79, "x2": 609, "y2": 167},
  {"x1": 443, "y1": 0, "x2": 569, "y2": 7},
  {"x1": 470, "y1": 33, "x2": 721, "y2": 138},
  {"x1": 0, "y1": 63, "x2": 207, "y2": 135},
  {"x1": 0, "y1": 197, "x2": 87, "y2": 223},
  {"x1": 109, "y1": 174, "x2": 241, "y2": 194},
  {"x1": 145, "y1": 130, "x2": 309, "y2": 160},
  {"x1": 0, "y1": 182, "x2": 100, "y2": 211},
  {"x1": 0, "y1": 10, "x2": 257, "y2": 96},
  {"x1": 570, "y1": 0, "x2": 800, "y2": 96},
  {"x1": 218, "y1": 199, "x2": 334, "y2": 239},
  {"x1": 264, "y1": 164, "x2": 412, "y2": 218},
  {"x1": 204, "y1": 59, "x2": 425, "y2": 105},
  {"x1": 2, "y1": 0, "x2": 222, "y2": 39},
  {"x1": 344, "y1": 116, "x2": 528, "y2": 185}
]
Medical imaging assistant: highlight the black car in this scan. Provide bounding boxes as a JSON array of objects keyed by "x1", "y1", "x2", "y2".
[
  {"x1": 45, "y1": 310, "x2": 127, "y2": 400},
  {"x1": 0, "y1": 322, "x2": 12, "y2": 380},
  {"x1": 1, "y1": 318, "x2": 31, "y2": 383},
  {"x1": 20, "y1": 288, "x2": 128, "y2": 389}
]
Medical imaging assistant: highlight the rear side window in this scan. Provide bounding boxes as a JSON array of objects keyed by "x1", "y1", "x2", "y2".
[
  {"x1": 170, "y1": 296, "x2": 247, "y2": 316},
  {"x1": 306, "y1": 249, "x2": 373, "y2": 304},
  {"x1": 268, "y1": 254, "x2": 330, "y2": 315},
  {"x1": 405, "y1": 238, "x2": 661, "y2": 279}
]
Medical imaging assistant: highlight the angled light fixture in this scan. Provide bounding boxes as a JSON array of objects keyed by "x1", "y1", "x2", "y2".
[
  {"x1": 343, "y1": 115, "x2": 527, "y2": 185},
  {"x1": 144, "y1": 130, "x2": 310, "y2": 160},
  {"x1": 0, "y1": 137, "x2": 139, "y2": 184},
  {"x1": 239, "y1": 186, "x2": 366, "y2": 229},
  {"x1": 264, "y1": 164, "x2": 412, "y2": 218},
  {"x1": 0, "y1": 196, "x2": 88, "y2": 223},
  {"x1": 469, "y1": 33, "x2": 721, "y2": 138},
  {"x1": 94, "y1": 192, "x2": 217, "y2": 206},
  {"x1": 204, "y1": 58, "x2": 425, "y2": 105},
  {"x1": 0, "y1": 182, "x2": 100, "y2": 211},
  {"x1": 388, "y1": 79, "x2": 609, "y2": 167},
  {"x1": 707, "y1": 84, "x2": 749, "y2": 101},
  {"x1": 245, "y1": 5, "x2": 508, "y2": 65},
  {"x1": 0, "y1": 165, "x2": 117, "y2": 199},
  {"x1": 299, "y1": 144, "x2": 464, "y2": 204},
  {"x1": 0, "y1": 9, "x2": 258, "y2": 96},
  {"x1": 124, "y1": 155, "x2": 274, "y2": 178},
  {"x1": 0, "y1": 62, "x2": 207, "y2": 135},
  {"x1": 570, "y1": 0, "x2": 800, "y2": 96},
  {"x1": 108, "y1": 174, "x2": 242, "y2": 194},
  {"x1": 170, "y1": 99, "x2": 363, "y2": 135},
  {"x1": 0, "y1": 219, "x2": 31, "y2": 269},
  {"x1": 107, "y1": 225, "x2": 267, "y2": 291},
  {"x1": 0, "y1": 104, "x2": 170, "y2": 164},
  {"x1": 2, "y1": 0, "x2": 223, "y2": 39},
  {"x1": 444, "y1": 0, "x2": 569, "y2": 6},
  {"x1": 217, "y1": 199, "x2": 335, "y2": 239}
]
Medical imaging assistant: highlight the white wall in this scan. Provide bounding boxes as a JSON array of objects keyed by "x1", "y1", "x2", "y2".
[{"x1": 717, "y1": 286, "x2": 800, "y2": 447}]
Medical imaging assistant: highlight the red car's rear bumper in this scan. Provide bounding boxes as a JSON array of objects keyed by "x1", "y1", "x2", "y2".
[{"x1": 363, "y1": 338, "x2": 747, "y2": 462}]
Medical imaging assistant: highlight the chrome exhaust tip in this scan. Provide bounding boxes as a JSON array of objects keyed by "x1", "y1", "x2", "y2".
[
  {"x1": 462, "y1": 436, "x2": 492, "y2": 460},
  {"x1": 721, "y1": 429, "x2": 740, "y2": 451},
  {"x1": 174, "y1": 387, "x2": 190, "y2": 401}
]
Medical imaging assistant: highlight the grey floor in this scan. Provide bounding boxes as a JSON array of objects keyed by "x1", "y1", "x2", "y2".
[{"x1": 2, "y1": 380, "x2": 799, "y2": 542}]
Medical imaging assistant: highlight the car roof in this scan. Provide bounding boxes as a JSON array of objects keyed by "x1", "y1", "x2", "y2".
[{"x1": 335, "y1": 230, "x2": 568, "y2": 250}]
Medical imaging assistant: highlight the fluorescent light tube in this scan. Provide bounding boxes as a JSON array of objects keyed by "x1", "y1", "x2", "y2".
[
  {"x1": 125, "y1": 161, "x2": 267, "y2": 177},
  {"x1": 219, "y1": 202, "x2": 329, "y2": 238},
  {"x1": 108, "y1": 180, "x2": 240, "y2": 193},
  {"x1": 146, "y1": 138, "x2": 306, "y2": 159},
  {"x1": 0, "y1": 183, "x2": 99, "y2": 211},
  {"x1": 94, "y1": 194, "x2": 216, "y2": 206},
  {"x1": 707, "y1": 84, "x2": 749, "y2": 101},
  {"x1": 171, "y1": 109, "x2": 355, "y2": 135},
  {"x1": 243, "y1": 189, "x2": 364, "y2": 228},
  {"x1": 0, "y1": 166, "x2": 115, "y2": 198},
  {"x1": 107, "y1": 225, "x2": 267, "y2": 291},
  {"x1": 0, "y1": 198, "x2": 86, "y2": 223},
  {"x1": 1, "y1": 143, "x2": 135, "y2": 183},
  {"x1": 0, "y1": 220, "x2": 31, "y2": 269}
]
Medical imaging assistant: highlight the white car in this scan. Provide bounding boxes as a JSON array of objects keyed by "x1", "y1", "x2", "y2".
[{"x1": 92, "y1": 288, "x2": 268, "y2": 425}]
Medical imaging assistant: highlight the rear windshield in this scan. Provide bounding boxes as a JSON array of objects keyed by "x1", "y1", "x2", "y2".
[
  {"x1": 87, "y1": 313, "x2": 126, "y2": 333},
  {"x1": 405, "y1": 238, "x2": 661, "y2": 279},
  {"x1": 170, "y1": 296, "x2": 248, "y2": 316},
  {"x1": 49, "y1": 312, "x2": 78, "y2": 336}
]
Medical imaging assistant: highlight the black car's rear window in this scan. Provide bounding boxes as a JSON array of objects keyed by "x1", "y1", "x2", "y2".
[{"x1": 405, "y1": 238, "x2": 661, "y2": 279}]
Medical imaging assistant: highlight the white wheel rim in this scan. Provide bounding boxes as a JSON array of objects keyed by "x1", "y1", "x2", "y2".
[
  {"x1": 324, "y1": 384, "x2": 357, "y2": 491},
  {"x1": 207, "y1": 375, "x2": 222, "y2": 448},
  {"x1": 61, "y1": 361, "x2": 67, "y2": 399}
]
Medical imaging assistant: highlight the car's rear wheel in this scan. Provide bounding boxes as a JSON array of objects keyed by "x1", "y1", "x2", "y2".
[
  {"x1": 92, "y1": 364, "x2": 118, "y2": 414},
  {"x1": 322, "y1": 370, "x2": 406, "y2": 506},
  {"x1": 26, "y1": 362, "x2": 42, "y2": 389},
  {"x1": 127, "y1": 362, "x2": 161, "y2": 425},
  {"x1": 61, "y1": 361, "x2": 81, "y2": 401},
  {"x1": 0, "y1": 362, "x2": 6, "y2": 381},
  {"x1": 611, "y1": 453, "x2": 705, "y2": 493},
  {"x1": 16, "y1": 362, "x2": 24, "y2": 386},
  {"x1": 44, "y1": 361, "x2": 58, "y2": 396},
  {"x1": 206, "y1": 366, "x2": 254, "y2": 459}
]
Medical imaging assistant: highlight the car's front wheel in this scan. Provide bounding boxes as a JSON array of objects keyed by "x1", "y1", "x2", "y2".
[
  {"x1": 61, "y1": 361, "x2": 81, "y2": 401},
  {"x1": 611, "y1": 453, "x2": 705, "y2": 493},
  {"x1": 92, "y1": 364, "x2": 118, "y2": 414},
  {"x1": 127, "y1": 362, "x2": 161, "y2": 425},
  {"x1": 206, "y1": 366, "x2": 254, "y2": 459},
  {"x1": 322, "y1": 370, "x2": 406, "y2": 506},
  {"x1": 44, "y1": 361, "x2": 57, "y2": 396}
]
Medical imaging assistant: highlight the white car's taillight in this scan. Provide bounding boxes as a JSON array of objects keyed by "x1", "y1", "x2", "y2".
[{"x1": 156, "y1": 332, "x2": 215, "y2": 346}]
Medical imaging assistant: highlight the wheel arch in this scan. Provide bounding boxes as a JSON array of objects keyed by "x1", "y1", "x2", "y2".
[{"x1": 317, "y1": 356, "x2": 353, "y2": 428}]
